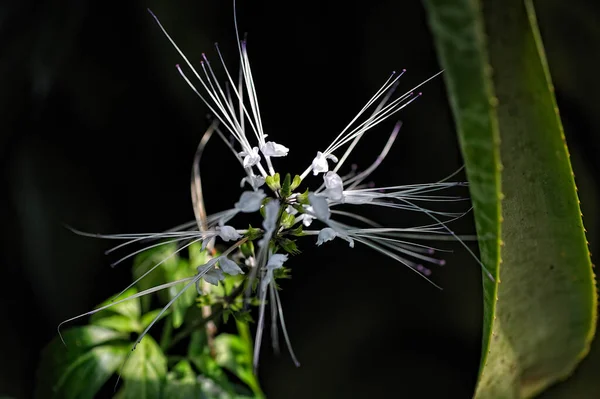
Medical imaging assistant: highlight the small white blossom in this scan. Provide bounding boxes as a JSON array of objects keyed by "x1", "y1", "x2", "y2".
[
  {"x1": 239, "y1": 146, "x2": 261, "y2": 168},
  {"x1": 286, "y1": 205, "x2": 298, "y2": 215},
  {"x1": 235, "y1": 190, "x2": 266, "y2": 212},
  {"x1": 262, "y1": 253, "x2": 288, "y2": 291},
  {"x1": 261, "y1": 141, "x2": 289, "y2": 157},
  {"x1": 302, "y1": 213, "x2": 315, "y2": 227},
  {"x1": 267, "y1": 253, "x2": 288, "y2": 270},
  {"x1": 316, "y1": 227, "x2": 354, "y2": 248},
  {"x1": 245, "y1": 256, "x2": 256, "y2": 268},
  {"x1": 262, "y1": 200, "x2": 280, "y2": 234},
  {"x1": 258, "y1": 199, "x2": 280, "y2": 248},
  {"x1": 219, "y1": 256, "x2": 244, "y2": 275},
  {"x1": 308, "y1": 193, "x2": 330, "y2": 221},
  {"x1": 316, "y1": 227, "x2": 337, "y2": 245},
  {"x1": 203, "y1": 267, "x2": 224, "y2": 286},
  {"x1": 323, "y1": 171, "x2": 345, "y2": 202},
  {"x1": 196, "y1": 258, "x2": 223, "y2": 294},
  {"x1": 311, "y1": 151, "x2": 338, "y2": 175},
  {"x1": 240, "y1": 175, "x2": 265, "y2": 190},
  {"x1": 218, "y1": 225, "x2": 241, "y2": 241}
]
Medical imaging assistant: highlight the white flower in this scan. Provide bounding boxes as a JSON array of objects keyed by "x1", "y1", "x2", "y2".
[
  {"x1": 203, "y1": 267, "x2": 224, "y2": 286},
  {"x1": 261, "y1": 141, "x2": 289, "y2": 157},
  {"x1": 70, "y1": 9, "x2": 466, "y2": 378},
  {"x1": 240, "y1": 175, "x2": 265, "y2": 190},
  {"x1": 261, "y1": 253, "x2": 288, "y2": 291},
  {"x1": 323, "y1": 171, "x2": 345, "y2": 202},
  {"x1": 218, "y1": 225, "x2": 241, "y2": 241},
  {"x1": 307, "y1": 193, "x2": 330, "y2": 222},
  {"x1": 239, "y1": 147, "x2": 261, "y2": 168},
  {"x1": 235, "y1": 190, "x2": 266, "y2": 212},
  {"x1": 195, "y1": 258, "x2": 223, "y2": 294},
  {"x1": 316, "y1": 227, "x2": 354, "y2": 248},
  {"x1": 262, "y1": 200, "x2": 280, "y2": 234},
  {"x1": 219, "y1": 256, "x2": 244, "y2": 275},
  {"x1": 245, "y1": 256, "x2": 256, "y2": 268},
  {"x1": 311, "y1": 151, "x2": 338, "y2": 175},
  {"x1": 258, "y1": 199, "x2": 280, "y2": 248},
  {"x1": 302, "y1": 213, "x2": 315, "y2": 227},
  {"x1": 286, "y1": 205, "x2": 298, "y2": 215},
  {"x1": 316, "y1": 227, "x2": 337, "y2": 245},
  {"x1": 266, "y1": 253, "x2": 288, "y2": 270}
]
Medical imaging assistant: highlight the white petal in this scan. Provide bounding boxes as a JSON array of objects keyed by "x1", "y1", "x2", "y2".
[
  {"x1": 311, "y1": 151, "x2": 329, "y2": 175},
  {"x1": 197, "y1": 258, "x2": 218, "y2": 274},
  {"x1": 323, "y1": 171, "x2": 345, "y2": 202},
  {"x1": 319, "y1": 225, "x2": 355, "y2": 248},
  {"x1": 235, "y1": 190, "x2": 266, "y2": 213},
  {"x1": 245, "y1": 256, "x2": 256, "y2": 268},
  {"x1": 204, "y1": 268, "x2": 224, "y2": 286},
  {"x1": 196, "y1": 258, "x2": 221, "y2": 290},
  {"x1": 286, "y1": 205, "x2": 298, "y2": 215},
  {"x1": 261, "y1": 141, "x2": 289, "y2": 157},
  {"x1": 201, "y1": 236, "x2": 215, "y2": 251},
  {"x1": 218, "y1": 225, "x2": 241, "y2": 241},
  {"x1": 302, "y1": 213, "x2": 315, "y2": 227},
  {"x1": 240, "y1": 175, "x2": 266, "y2": 190},
  {"x1": 262, "y1": 199, "x2": 280, "y2": 233},
  {"x1": 316, "y1": 227, "x2": 337, "y2": 246},
  {"x1": 308, "y1": 193, "x2": 330, "y2": 221},
  {"x1": 219, "y1": 256, "x2": 244, "y2": 275},
  {"x1": 266, "y1": 253, "x2": 288, "y2": 270},
  {"x1": 241, "y1": 147, "x2": 261, "y2": 168}
]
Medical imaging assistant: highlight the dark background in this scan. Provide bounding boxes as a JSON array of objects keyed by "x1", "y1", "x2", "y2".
[{"x1": 1, "y1": 0, "x2": 599, "y2": 398}]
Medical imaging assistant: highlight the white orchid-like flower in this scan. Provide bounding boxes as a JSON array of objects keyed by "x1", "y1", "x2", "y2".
[{"x1": 59, "y1": 3, "x2": 486, "y2": 375}]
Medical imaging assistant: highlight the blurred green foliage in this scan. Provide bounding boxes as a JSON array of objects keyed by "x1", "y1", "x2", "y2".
[{"x1": 35, "y1": 244, "x2": 264, "y2": 399}]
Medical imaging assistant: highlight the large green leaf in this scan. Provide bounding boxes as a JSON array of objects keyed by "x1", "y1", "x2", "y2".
[
  {"x1": 117, "y1": 335, "x2": 167, "y2": 399},
  {"x1": 35, "y1": 326, "x2": 129, "y2": 399},
  {"x1": 90, "y1": 287, "x2": 141, "y2": 322},
  {"x1": 423, "y1": 0, "x2": 597, "y2": 397},
  {"x1": 162, "y1": 360, "x2": 203, "y2": 399}
]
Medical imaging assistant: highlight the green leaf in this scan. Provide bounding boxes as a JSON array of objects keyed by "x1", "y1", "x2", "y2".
[
  {"x1": 281, "y1": 173, "x2": 292, "y2": 197},
  {"x1": 90, "y1": 287, "x2": 141, "y2": 322},
  {"x1": 276, "y1": 237, "x2": 300, "y2": 255},
  {"x1": 265, "y1": 173, "x2": 281, "y2": 192},
  {"x1": 140, "y1": 308, "x2": 170, "y2": 330},
  {"x1": 188, "y1": 331, "x2": 237, "y2": 395},
  {"x1": 162, "y1": 360, "x2": 202, "y2": 399},
  {"x1": 91, "y1": 315, "x2": 141, "y2": 334},
  {"x1": 290, "y1": 174, "x2": 302, "y2": 191},
  {"x1": 189, "y1": 243, "x2": 210, "y2": 269},
  {"x1": 165, "y1": 258, "x2": 198, "y2": 328},
  {"x1": 133, "y1": 244, "x2": 176, "y2": 312},
  {"x1": 423, "y1": 0, "x2": 597, "y2": 398},
  {"x1": 117, "y1": 335, "x2": 167, "y2": 399},
  {"x1": 214, "y1": 333, "x2": 262, "y2": 397},
  {"x1": 35, "y1": 326, "x2": 129, "y2": 399}
]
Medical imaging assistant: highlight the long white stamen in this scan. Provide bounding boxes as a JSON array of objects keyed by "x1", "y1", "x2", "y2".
[
  {"x1": 333, "y1": 76, "x2": 403, "y2": 173},
  {"x1": 112, "y1": 236, "x2": 204, "y2": 301},
  {"x1": 274, "y1": 286, "x2": 300, "y2": 366},
  {"x1": 58, "y1": 276, "x2": 196, "y2": 345},
  {"x1": 324, "y1": 71, "x2": 403, "y2": 154},
  {"x1": 346, "y1": 121, "x2": 401, "y2": 189}
]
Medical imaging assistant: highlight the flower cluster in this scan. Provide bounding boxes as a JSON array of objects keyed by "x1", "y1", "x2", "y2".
[{"x1": 60, "y1": 5, "x2": 474, "y2": 372}]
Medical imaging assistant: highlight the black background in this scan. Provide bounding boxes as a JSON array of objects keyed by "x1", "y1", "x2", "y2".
[{"x1": 1, "y1": 0, "x2": 599, "y2": 398}]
